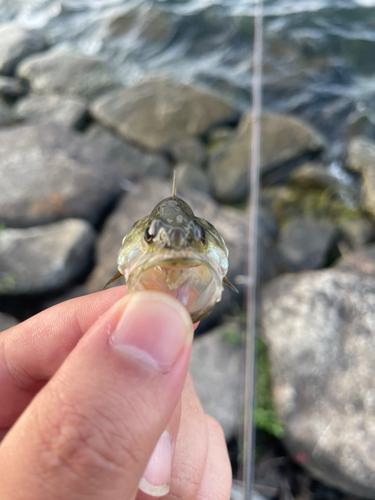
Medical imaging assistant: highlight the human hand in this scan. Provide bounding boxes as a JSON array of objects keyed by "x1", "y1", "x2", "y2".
[{"x1": 0, "y1": 288, "x2": 232, "y2": 500}]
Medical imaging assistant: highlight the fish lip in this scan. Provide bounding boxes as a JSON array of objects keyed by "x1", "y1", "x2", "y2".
[{"x1": 127, "y1": 249, "x2": 223, "y2": 283}]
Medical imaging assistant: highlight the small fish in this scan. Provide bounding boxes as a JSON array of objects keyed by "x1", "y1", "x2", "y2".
[{"x1": 104, "y1": 173, "x2": 238, "y2": 322}]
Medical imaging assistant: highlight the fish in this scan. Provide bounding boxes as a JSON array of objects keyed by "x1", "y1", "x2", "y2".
[{"x1": 103, "y1": 173, "x2": 238, "y2": 322}]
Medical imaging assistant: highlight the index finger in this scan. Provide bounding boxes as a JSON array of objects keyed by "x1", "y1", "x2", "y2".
[{"x1": 0, "y1": 286, "x2": 127, "y2": 429}]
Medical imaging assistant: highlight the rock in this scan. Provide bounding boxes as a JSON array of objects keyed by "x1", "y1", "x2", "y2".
[
  {"x1": 175, "y1": 164, "x2": 211, "y2": 194},
  {"x1": 190, "y1": 321, "x2": 243, "y2": 440},
  {"x1": 289, "y1": 162, "x2": 339, "y2": 190},
  {"x1": 91, "y1": 75, "x2": 238, "y2": 150},
  {"x1": 15, "y1": 94, "x2": 88, "y2": 129},
  {"x1": 261, "y1": 270, "x2": 375, "y2": 497},
  {"x1": 0, "y1": 219, "x2": 95, "y2": 295},
  {"x1": 336, "y1": 243, "x2": 375, "y2": 275},
  {"x1": 168, "y1": 137, "x2": 207, "y2": 167},
  {"x1": 17, "y1": 45, "x2": 121, "y2": 100},
  {"x1": 0, "y1": 124, "x2": 121, "y2": 227},
  {"x1": 0, "y1": 76, "x2": 27, "y2": 101},
  {"x1": 207, "y1": 126, "x2": 235, "y2": 153},
  {"x1": 347, "y1": 136, "x2": 375, "y2": 219},
  {"x1": 85, "y1": 124, "x2": 170, "y2": 179},
  {"x1": 0, "y1": 102, "x2": 15, "y2": 127},
  {"x1": 277, "y1": 218, "x2": 336, "y2": 271},
  {"x1": 0, "y1": 312, "x2": 18, "y2": 332},
  {"x1": 0, "y1": 23, "x2": 46, "y2": 76},
  {"x1": 339, "y1": 218, "x2": 375, "y2": 250},
  {"x1": 209, "y1": 113, "x2": 325, "y2": 203}
]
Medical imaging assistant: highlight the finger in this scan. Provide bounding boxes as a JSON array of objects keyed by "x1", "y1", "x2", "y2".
[
  {"x1": 0, "y1": 286, "x2": 127, "y2": 428},
  {"x1": 137, "y1": 373, "x2": 209, "y2": 499},
  {"x1": 196, "y1": 416, "x2": 232, "y2": 500},
  {"x1": 0, "y1": 291, "x2": 194, "y2": 500}
]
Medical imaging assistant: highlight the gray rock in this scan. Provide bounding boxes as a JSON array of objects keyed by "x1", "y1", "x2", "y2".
[
  {"x1": 85, "y1": 124, "x2": 170, "y2": 179},
  {"x1": 190, "y1": 321, "x2": 243, "y2": 440},
  {"x1": 91, "y1": 75, "x2": 238, "y2": 150},
  {"x1": 261, "y1": 270, "x2": 375, "y2": 497},
  {"x1": 175, "y1": 164, "x2": 211, "y2": 194},
  {"x1": 0, "y1": 76, "x2": 27, "y2": 100},
  {"x1": 0, "y1": 219, "x2": 95, "y2": 295},
  {"x1": 290, "y1": 162, "x2": 339, "y2": 190},
  {"x1": 339, "y1": 218, "x2": 375, "y2": 250},
  {"x1": 0, "y1": 23, "x2": 46, "y2": 76},
  {"x1": 207, "y1": 126, "x2": 236, "y2": 153},
  {"x1": 0, "y1": 124, "x2": 121, "y2": 227},
  {"x1": 336, "y1": 243, "x2": 375, "y2": 275},
  {"x1": 17, "y1": 45, "x2": 121, "y2": 100},
  {"x1": 15, "y1": 94, "x2": 88, "y2": 129},
  {"x1": 0, "y1": 312, "x2": 18, "y2": 332},
  {"x1": 209, "y1": 113, "x2": 325, "y2": 203},
  {"x1": 168, "y1": 137, "x2": 207, "y2": 167},
  {"x1": 278, "y1": 218, "x2": 336, "y2": 271},
  {"x1": 347, "y1": 136, "x2": 375, "y2": 218},
  {"x1": 0, "y1": 102, "x2": 15, "y2": 127}
]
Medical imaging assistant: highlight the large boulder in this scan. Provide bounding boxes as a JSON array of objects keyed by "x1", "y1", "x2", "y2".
[
  {"x1": 90, "y1": 75, "x2": 238, "y2": 150},
  {"x1": 190, "y1": 321, "x2": 243, "y2": 440},
  {"x1": 347, "y1": 136, "x2": 375, "y2": 219},
  {"x1": 86, "y1": 177, "x2": 277, "y2": 326},
  {"x1": 0, "y1": 124, "x2": 121, "y2": 227},
  {"x1": 85, "y1": 124, "x2": 170, "y2": 179},
  {"x1": 261, "y1": 270, "x2": 375, "y2": 497},
  {"x1": 0, "y1": 23, "x2": 46, "y2": 76},
  {"x1": 14, "y1": 94, "x2": 88, "y2": 129},
  {"x1": 0, "y1": 219, "x2": 95, "y2": 295},
  {"x1": 209, "y1": 113, "x2": 325, "y2": 203},
  {"x1": 277, "y1": 218, "x2": 337, "y2": 271},
  {"x1": 17, "y1": 45, "x2": 121, "y2": 100}
]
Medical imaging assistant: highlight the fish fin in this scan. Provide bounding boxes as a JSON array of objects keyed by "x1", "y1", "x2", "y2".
[
  {"x1": 223, "y1": 276, "x2": 239, "y2": 293},
  {"x1": 172, "y1": 170, "x2": 177, "y2": 197},
  {"x1": 102, "y1": 270, "x2": 123, "y2": 290}
]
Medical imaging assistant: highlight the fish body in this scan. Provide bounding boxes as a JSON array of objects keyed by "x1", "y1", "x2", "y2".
[{"x1": 105, "y1": 182, "x2": 236, "y2": 322}]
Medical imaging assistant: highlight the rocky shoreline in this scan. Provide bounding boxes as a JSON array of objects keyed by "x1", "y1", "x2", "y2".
[{"x1": 2, "y1": 21, "x2": 375, "y2": 500}]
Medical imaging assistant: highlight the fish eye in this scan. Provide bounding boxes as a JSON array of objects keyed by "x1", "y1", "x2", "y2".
[
  {"x1": 199, "y1": 227, "x2": 206, "y2": 246},
  {"x1": 145, "y1": 226, "x2": 154, "y2": 243}
]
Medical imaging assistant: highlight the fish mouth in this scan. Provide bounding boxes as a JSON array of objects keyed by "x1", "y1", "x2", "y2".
[{"x1": 125, "y1": 250, "x2": 224, "y2": 323}]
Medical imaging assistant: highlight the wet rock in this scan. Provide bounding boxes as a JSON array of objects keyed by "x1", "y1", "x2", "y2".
[
  {"x1": 0, "y1": 124, "x2": 121, "y2": 227},
  {"x1": 339, "y1": 218, "x2": 375, "y2": 250},
  {"x1": 175, "y1": 164, "x2": 211, "y2": 194},
  {"x1": 0, "y1": 76, "x2": 27, "y2": 101},
  {"x1": 261, "y1": 270, "x2": 375, "y2": 497},
  {"x1": 168, "y1": 137, "x2": 207, "y2": 167},
  {"x1": 0, "y1": 219, "x2": 95, "y2": 295},
  {"x1": 17, "y1": 45, "x2": 121, "y2": 100},
  {"x1": 91, "y1": 75, "x2": 238, "y2": 150},
  {"x1": 278, "y1": 218, "x2": 337, "y2": 271},
  {"x1": 209, "y1": 113, "x2": 325, "y2": 203},
  {"x1": 0, "y1": 102, "x2": 15, "y2": 127},
  {"x1": 289, "y1": 162, "x2": 339, "y2": 190},
  {"x1": 0, "y1": 23, "x2": 46, "y2": 76},
  {"x1": 190, "y1": 320, "x2": 243, "y2": 440},
  {"x1": 207, "y1": 126, "x2": 235, "y2": 153},
  {"x1": 347, "y1": 136, "x2": 375, "y2": 218},
  {"x1": 85, "y1": 124, "x2": 170, "y2": 178},
  {"x1": 15, "y1": 94, "x2": 88, "y2": 129},
  {"x1": 336, "y1": 243, "x2": 375, "y2": 275},
  {"x1": 0, "y1": 312, "x2": 18, "y2": 332}
]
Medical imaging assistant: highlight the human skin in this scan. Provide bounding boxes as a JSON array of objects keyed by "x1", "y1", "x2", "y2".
[{"x1": 0, "y1": 287, "x2": 232, "y2": 500}]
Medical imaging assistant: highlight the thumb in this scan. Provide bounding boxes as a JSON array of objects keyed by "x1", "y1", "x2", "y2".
[{"x1": 0, "y1": 292, "x2": 193, "y2": 500}]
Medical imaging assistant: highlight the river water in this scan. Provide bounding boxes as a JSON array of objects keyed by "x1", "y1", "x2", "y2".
[{"x1": 1, "y1": 0, "x2": 375, "y2": 139}]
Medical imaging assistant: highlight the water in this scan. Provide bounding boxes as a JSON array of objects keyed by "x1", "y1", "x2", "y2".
[{"x1": 1, "y1": 0, "x2": 375, "y2": 139}]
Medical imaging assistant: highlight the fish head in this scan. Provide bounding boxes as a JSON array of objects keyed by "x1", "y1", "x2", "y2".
[{"x1": 117, "y1": 196, "x2": 229, "y2": 322}]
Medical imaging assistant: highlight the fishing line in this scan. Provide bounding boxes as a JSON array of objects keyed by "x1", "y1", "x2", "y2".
[{"x1": 243, "y1": 0, "x2": 264, "y2": 497}]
